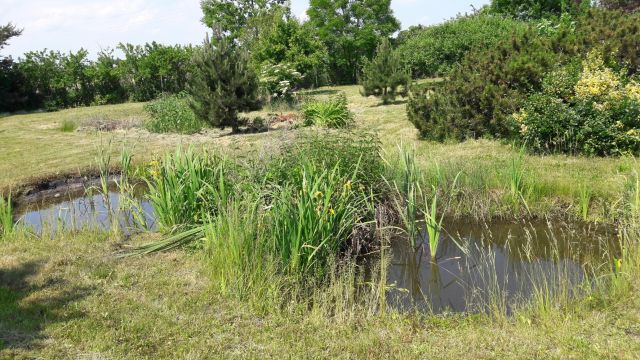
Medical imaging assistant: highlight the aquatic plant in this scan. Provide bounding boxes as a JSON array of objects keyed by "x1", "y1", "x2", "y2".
[
  {"x1": 144, "y1": 146, "x2": 231, "y2": 231},
  {"x1": 578, "y1": 184, "x2": 591, "y2": 221}
]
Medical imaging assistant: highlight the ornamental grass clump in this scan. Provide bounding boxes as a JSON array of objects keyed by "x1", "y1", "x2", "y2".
[{"x1": 302, "y1": 94, "x2": 354, "y2": 128}]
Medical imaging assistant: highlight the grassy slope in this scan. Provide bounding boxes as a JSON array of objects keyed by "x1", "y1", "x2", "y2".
[
  {"x1": 2, "y1": 232, "x2": 639, "y2": 359},
  {"x1": 1, "y1": 86, "x2": 640, "y2": 358},
  {"x1": 1, "y1": 86, "x2": 631, "y2": 218}
]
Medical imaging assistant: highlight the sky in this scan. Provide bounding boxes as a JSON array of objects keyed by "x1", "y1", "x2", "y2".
[{"x1": 1, "y1": 0, "x2": 491, "y2": 59}]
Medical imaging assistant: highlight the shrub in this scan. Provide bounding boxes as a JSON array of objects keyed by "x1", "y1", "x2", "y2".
[
  {"x1": 396, "y1": 15, "x2": 529, "y2": 78},
  {"x1": 144, "y1": 93, "x2": 203, "y2": 134},
  {"x1": 406, "y1": 12, "x2": 588, "y2": 141},
  {"x1": 187, "y1": 35, "x2": 262, "y2": 132},
  {"x1": 517, "y1": 51, "x2": 640, "y2": 155},
  {"x1": 302, "y1": 94, "x2": 354, "y2": 128},
  {"x1": 266, "y1": 131, "x2": 384, "y2": 189},
  {"x1": 360, "y1": 38, "x2": 410, "y2": 104},
  {"x1": 259, "y1": 62, "x2": 303, "y2": 103}
]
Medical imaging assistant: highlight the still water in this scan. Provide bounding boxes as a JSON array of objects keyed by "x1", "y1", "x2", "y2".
[{"x1": 385, "y1": 219, "x2": 619, "y2": 313}]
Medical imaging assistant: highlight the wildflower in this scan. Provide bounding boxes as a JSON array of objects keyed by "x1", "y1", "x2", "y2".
[
  {"x1": 328, "y1": 208, "x2": 336, "y2": 216},
  {"x1": 314, "y1": 191, "x2": 323, "y2": 199},
  {"x1": 344, "y1": 180, "x2": 352, "y2": 191}
]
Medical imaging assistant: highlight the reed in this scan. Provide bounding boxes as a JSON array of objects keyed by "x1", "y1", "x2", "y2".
[{"x1": 578, "y1": 184, "x2": 591, "y2": 221}]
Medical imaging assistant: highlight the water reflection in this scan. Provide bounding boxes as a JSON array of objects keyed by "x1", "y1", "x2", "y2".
[
  {"x1": 14, "y1": 185, "x2": 155, "y2": 236},
  {"x1": 386, "y1": 219, "x2": 619, "y2": 313}
]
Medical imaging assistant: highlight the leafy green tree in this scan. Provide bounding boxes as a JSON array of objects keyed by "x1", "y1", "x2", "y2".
[
  {"x1": 200, "y1": 0, "x2": 287, "y2": 38},
  {"x1": 87, "y1": 49, "x2": 126, "y2": 105},
  {"x1": 307, "y1": 0, "x2": 400, "y2": 84},
  {"x1": 360, "y1": 38, "x2": 410, "y2": 104},
  {"x1": 598, "y1": 0, "x2": 640, "y2": 12},
  {"x1": 252, "y1": 13, "x2": 329, "y2": 87},
  {"x1": 187, "y1": 35, "x2": 262, "y2": 132},
  {"x1": 490, "y1": 0, "x2": 589, "y2": 18},
  {"x1": 0, "y1": 23, "x2": 25, "y2": 112}
]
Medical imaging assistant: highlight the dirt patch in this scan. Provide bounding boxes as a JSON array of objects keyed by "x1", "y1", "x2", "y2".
[{"x1": 79, "y1": 116, "x2": 143, "y2": 132}]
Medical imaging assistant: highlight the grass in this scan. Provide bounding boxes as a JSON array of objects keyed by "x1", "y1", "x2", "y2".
[
  {"x1": 302, "y1": 93, "x2": 354, "y2": 128},
  {"x1": 0, "y1": 193, "x2": 13, "y2": 238},
  {"x1": 1, "y1": 230, "x2": 640, "y2": 358},
  {"x1": 3, "y1": 83, "x2": 640, "y2": 358},
  {"x1": 58, "y1": 119, "x2": 78, "y2": 132}
]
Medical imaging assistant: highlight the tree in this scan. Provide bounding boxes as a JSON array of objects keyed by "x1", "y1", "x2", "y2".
[
  {"x1": 200, "y1": 0, "x2": 287, "y2": 39},
  {"x1": 252, "y1": 12, "x2": 329, "y2": 87},
  {"x1": 490, "y1": 0, "x2": 589, "y2": 18},
  {"x1": 360, "y1": 38, "x2": 410, "y2": 104},
  {"x1": 0, "y1": 23, "x2": 22, "y2": 54},
  {"x1": 307, "y1": 0, "x2": 400, "y2": 84},
  {"x1": 187, "y1": 35, "x2": 262, "y2": 132},
  {"x1": 598, "y1": 0, "x2": 640, "y2": 12}
]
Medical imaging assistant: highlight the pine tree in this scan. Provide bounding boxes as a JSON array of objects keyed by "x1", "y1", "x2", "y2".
[
  {"x1": 187, "y1": 34, "x2": 262, "y2": 132},
  {"x1": 360, "y1": 38, "x2": 410, "y2": 104}
]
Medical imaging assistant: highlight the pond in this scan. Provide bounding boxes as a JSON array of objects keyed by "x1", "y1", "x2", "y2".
[
  {"x1": 383, "y1": 219, "x2": 620, "y2": 314},
  {"x1": 13, "y1": 180, "x2": 155, "y2": 235},
  {"x1": 10, "y1": 181, "x2": 620, "y2": 314}
]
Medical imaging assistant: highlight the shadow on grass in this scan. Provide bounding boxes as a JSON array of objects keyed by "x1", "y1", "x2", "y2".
[
  {"x1": 370, "y1": 99, "x2": 408, "y2": 107},
  {"x1": 302, "y1": 89, "x2": 340, "y2": 96},
  {"x1": 0, "y1": 260, "x2": 93, "y2": 352}
]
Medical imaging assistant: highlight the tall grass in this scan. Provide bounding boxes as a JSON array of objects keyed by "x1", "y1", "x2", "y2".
[
  {"x1": 578, "y1": 184, "x2": 591, "y2": 221},
  {"x1": 145, "y1": 146, "x2": 231, "y2": 231},
  {"x1": 268, "y1": 161, "x2": 365, "y2": 276},
  {"x1": 302, "y1": 94, "x2": 354, "y2": 129},
  {"x1": 59, "y1": 119, "x2": 78, "y2": 132},
  {"x1": 0, "y1": 192, "x2": 13, "y2": 238}
]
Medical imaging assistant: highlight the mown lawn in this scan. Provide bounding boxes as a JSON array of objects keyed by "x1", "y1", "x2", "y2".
[
  {"x1": 1, "y1": 231, "x2": 639, "y2": 359},
  {"x1": 2, "y1": 85, "x2": 640, "y2": 358}
]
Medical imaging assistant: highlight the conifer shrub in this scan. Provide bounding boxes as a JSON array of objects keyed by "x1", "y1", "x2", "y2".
[
  {"x1": 360, "y1": 38, "x2": 410, "y2": 104},
  {"x1": 187, "y1": 35, "x2": 262, "y2": 133}
]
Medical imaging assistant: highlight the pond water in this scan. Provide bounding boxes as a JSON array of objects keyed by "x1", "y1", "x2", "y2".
[
  {"x1": 11, "y1": 182, "x2": 620, "y2": 314},
  {"x1": 383, "y1": 219, "x2": 619, "y2": 314},
  {"x1": 14, "y1": 182, "x2": 155, "y2": 235}
]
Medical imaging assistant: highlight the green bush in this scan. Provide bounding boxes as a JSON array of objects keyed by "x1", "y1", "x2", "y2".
[
  {"x1": 144, "y1": 93, "x2": 203, "y2": 134},
  {"x1": 302, "y1": 94, "x2": 354, "y2": 128},
  {"x1": 266, "y1": 131, "x2": 384, "y2": 189},
  {"x1": 396, "y1": 15, "x2": 528, "y2": 78},
  {"x1": 517, "y1": 52, "x2": 640, "y2": 155}
]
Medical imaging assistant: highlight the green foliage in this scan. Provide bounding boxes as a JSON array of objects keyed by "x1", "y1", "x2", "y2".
[
  {"x1": 307, "y1": 0, "x2": 401, "y2": 84},
  {"x1": 59, "y1": 119, "x2": 78, "y2": 132},
  {"x1": 267, "y1": 131, "x2": 384, "y2": 189},
  {"x1": 144, "y1": 147, "x2": 231, "y2": 231},
  {"x1": 397, "y1": 15, "x2": 528, "y2": 78},
  {"x1": 267, "y1": 161, "x2": 366, "y2": 276},
  {"x1": 0, "y1": 23, "x2": 21, "y2": 53},
  {"x1": 517, "y1": 51, "x2": 640, "y2": 155},
  {"x1": 259, "y1": 62, "x2": 303, "y2": 102},
  {"x1": 360, "y1": 38, "x2": 410, "y2": 104},
  {"x1": 599, "y1": 0, "x2": 640, "y2": 12},
  {"x1": 302, "y1": 94, "x2": 354, "y2": 128},
  {"x1": 0, "y1": 192, "x2": 13, "y2": 239},
  {"x1": 251, "y1": 13, "x2": 329, "y2": 87},
  {"x1": 200, "y1": 0, "x2": 287, "y2": 39},
  {"x1": 489, "y1": 0, "x2": 588, "y2": 19},
  {"x1": 144, "y1": 92, "x2": 203, "y2": 134},
  {"x1": 187, "y1": 36, "x2": 262, "y2": 132}
]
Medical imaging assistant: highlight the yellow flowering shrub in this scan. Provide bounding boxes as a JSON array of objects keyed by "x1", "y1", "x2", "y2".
[{"x1": 575, "y1": 51, "x2": 621, "y2": 100}]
